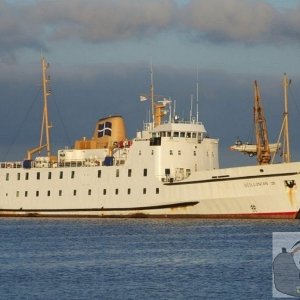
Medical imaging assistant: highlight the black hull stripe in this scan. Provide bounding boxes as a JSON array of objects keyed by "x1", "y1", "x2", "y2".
[
  {"x1": 0, "y1": 201, "x2": 199, "y2": 213},
  {"x1": 164, "y1": 172, "x2": 299, "y2": 186}
]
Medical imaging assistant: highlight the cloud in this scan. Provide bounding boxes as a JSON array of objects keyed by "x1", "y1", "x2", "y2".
[{"x1": 0, "y1": 0, "x2": 300, "y2": 59}]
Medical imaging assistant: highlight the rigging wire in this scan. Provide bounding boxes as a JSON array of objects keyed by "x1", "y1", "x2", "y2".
[{"x1": 3, "y1": 86, "x2": 42, "y2": 160}]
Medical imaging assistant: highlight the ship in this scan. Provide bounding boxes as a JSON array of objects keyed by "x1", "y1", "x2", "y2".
[{"x1": 0, "y1": 58, "x2": 299, "y2": 219}]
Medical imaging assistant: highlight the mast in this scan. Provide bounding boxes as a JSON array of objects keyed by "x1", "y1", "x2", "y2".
[
  {"x1": 254, "y1": 80, "x2": 271, "y2": 165},
  {"x1": 41, "y1": 57, "x2": 52, "y2": 157},
  {"x1": 26, "y1": 57, "x2": 52, "y2": 160},
  {"x1": 282, "y1": 73, "x2": 291, "y2": 162}
]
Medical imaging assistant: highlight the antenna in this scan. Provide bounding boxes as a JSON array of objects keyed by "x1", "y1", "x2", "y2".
[
  {"x1": 190, "y1": 94, "x2": 193, "y2": 122},
  {"x1": 150, "y1": 63, "x2": 154, "y2": 126},
  {"x1": 196, "y1": 66, "x2": 199, "y2": 123}
]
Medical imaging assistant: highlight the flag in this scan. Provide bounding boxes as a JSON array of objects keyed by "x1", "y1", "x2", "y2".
[{"x1": 140, "y1": 95, "x2": 148, "y2": 101}]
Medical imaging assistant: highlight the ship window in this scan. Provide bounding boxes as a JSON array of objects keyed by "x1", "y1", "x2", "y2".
[
  {"x1": 194, "y1": 151, "x2": 197, "y2": 156},
  {"x1": 143, "y1": 188, "x2": 146, "y2": 194},
  {"x1": 47, "y1": 190, "x2": 51, "y2": 197},
  {"x1": 187, "y1": 132, "x2": 191, "y2": 138},
  {"x1": 73, "y1": 190, "x2": 77, "y2": 196},
  {"x1": 25, "y1": 191, "x2": 28, "y2": 197},
  {"x1": 128, "y1": 169, "x2": 132, "y2": 177},
  {"x1": 167, "y1": 132, "x2": 171, "y2": 137},
  {"x1": 88, "y1": 189, "x2": 91, "y2": 196},
  {"x1": 17, "y1": 173, "x2": 20, "y2": 180},
  {"x1": 143, "y1": 169, "x2": 147, "y2": 176},
  {"x1": 36, "y1": 191, "x2": 39, "y2": 197},
  {"x1": 161, "y1": 131, "x2": 166, "y2": 137},
  {"x1": 180, "y1": 132, "x2": 185, "y2": 138},
  {"x1": 165, "y1": 168, "x2": 170, "y2": 176},
  {"x1": 103, "y1": 189, "x2": 106, "y2": 195},
  {"x1": 59, "y1": 190, "x2": 62, "y2": 196},
  {"x1": 127, "y1": 188, "x2": 131, "y2": 195},
  {"x1": 174, "y1": 132, "x2": 179, "y2": 137},
  {"x1": 178, "y1": 150, "x2": 181, "y2": 155},
  {"x1": 156, "y1": 188, "x2": 159, "y2": 194},
  {"x1": 71, "y1": 171, "x2": 75, "y2": 179},
  {"x1": 6, "y1": 173, "x2": 9, "y2": 181},
  {"x1": 170, "y1": 150, "x2": 173, "y2": 155},
  {"x1": 16, "y1": 191, "x2": 20, "y2": 197},
  {"x1": 98, "y1": 170, "x2": 101, "y2": 178},
  {"x1": 116, "y1": 169, "x2": 119, "y2": 177},
  {"x1": 25, "y1": 172, "x2": 29, "y2": 180},
  {"x1": 151, "y1": 150, "x2": 154, "y2": 155},
  {"x1": 139, "y1": 150, "x2": 141, "y2": 156},
  {"x1": 115, "y1": 189, "x2": 119, "y2": 195},
  {"x1": 37, "y1": 172, "x2": 40, "y2": 180},
  {"x1": 48, "y1": 172, "x2": 52, "y2": 179},
  {"x1": 59, "y1": 171, "x2": 63, "y2": 179},
  {"x1": 192, "y1": 132, "x2": 197, "y2": 138}
]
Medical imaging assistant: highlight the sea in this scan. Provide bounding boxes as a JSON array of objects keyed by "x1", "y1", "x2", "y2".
[{"x1": 0, "y1": 218, "x2": 299, "y2": 300}]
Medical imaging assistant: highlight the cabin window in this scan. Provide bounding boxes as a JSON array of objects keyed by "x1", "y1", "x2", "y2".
[
  {"x1": 180, "y1": 132, "x2": 185, "y2": 138},
  {"x1": 143, "y1": 169, "x2": 147, "y2": 176},
  {"x1": 178, "y1": 150, "x2": 181, "y2": 155},
  {"x1": 59, "y1": 171, "x2": 63, "y2": 179},
  {"x1": 143, "y1": 188, "x2": 146, "y2": 194},
  {"x1": 116, "y1": 169, "x2": 119, "y2": 177},
  {"x1": 170, "y1": 150, "x2": 173, "y2": 155},
  {"x1": 127, "y1": 188, "x2": 131, "y2": 195},
  {"x1": 17, "y1": 173, "x2": 20, "y2": 180},
  {"x1": 128, "y1": 169, "x2": 132, "y2": 177},
  {"x1": 6, "y1": 173, "x2": 9, "y2": 181},
  {"x1": 37, "y1": 172, "x2": 40, "y2": 180},
  {"x1": 115, "y1": 189, "x2": 119, "y2": 195},
  {"x1": 98, "y1": 170, "x2": 102, "y2": 178},
  {"x1": 194, "y1": 151, "x2": 197, "y2": 156},
  {"x1": 187, "y1": 132, "x2": 191, "y2": 138},
  {"x1": 165, "y1": 169, "x2": 170, "y2": 176},
  {"x1": 25, "y1": 172, "x2": 29, "y2": 180},
  {"x1": 48, "y1": 172, "x2": 52, "y2": 179},
  {"x1": 156, "y1": 188, "x2": 159, "y2": 194},
  {"x1": 25, "y1": 191, "x2": 28, "y2": 197},
  {"x1": 173, "y1": 132, "x2": 179, "y2": 137},
  {"x1": 36, "y1": 191, "x2": 39, "y2": 197},
  {"x1": 59, "y1": 190, "x2": 62, "y2": 196},
  {"x1": 71, "y1": 171, "x2": 75, "y2": 179},
  {"x1": 161, "y1": 131, "x2": 166, "y2": 137},
  {"x1": 73, "y1": 190, "x2": 77, "y2": 196},
  {"x1": 47, "y1": 190, "x2": 51, "y2": 197},
  {"x1": 88, "y1": 189, "x2": 91, "y2": 196},
  {"x1": 192, "y1": 132, "x2": 197, "y2": 138},
  {"x1": 103, "y1": 189, "x2": 107, "y2": 195},
  {"x1": 186, "y1": 169, "x2": 191, "y2": 177},
  {"x1": 16, "y1": 191, "x2": 20, "y2": 197},
  {"x1": 167, "y1": 132, "x2": 171, "y2": 137}
]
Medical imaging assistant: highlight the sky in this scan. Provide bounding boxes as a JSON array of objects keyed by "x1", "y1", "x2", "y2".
[{"x1": 0, "y1": 0, "x2": 300, "y2": 167}]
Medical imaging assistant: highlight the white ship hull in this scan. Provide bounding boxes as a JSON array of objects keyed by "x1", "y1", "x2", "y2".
[
  {"x1": 0, "y1": 161, "x2": 299, "y2": 219},
  {"x1": 1, "y1": 59, "x2": 298, "y2": 219}
]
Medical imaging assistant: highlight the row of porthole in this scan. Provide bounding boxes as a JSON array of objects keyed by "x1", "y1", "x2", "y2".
[{"x1": 10, "y1": 187, "x2": 160, "y2": 198}]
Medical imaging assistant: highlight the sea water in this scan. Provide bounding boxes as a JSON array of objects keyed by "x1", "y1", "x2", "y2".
[{"x1": 0, "y1": 218, "x2": 299, "y2": 299}]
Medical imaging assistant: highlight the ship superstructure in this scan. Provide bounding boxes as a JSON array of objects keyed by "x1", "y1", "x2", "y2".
[{"x1": 0, "y1": 59, "x2": 299, "y2": 218}]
